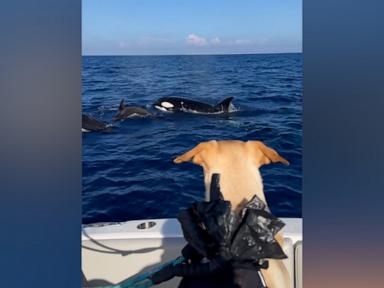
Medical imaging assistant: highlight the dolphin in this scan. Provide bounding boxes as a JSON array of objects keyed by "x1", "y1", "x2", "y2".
[
  {"x1": 113, "y1": 99, "x2": 152, "y2": 121},
  {"x1": 153, "y1": 96, "x2": 235, "y2": 114},
  {"x1": 82, "y1": 114, "x2": 109, "y2": 132}
]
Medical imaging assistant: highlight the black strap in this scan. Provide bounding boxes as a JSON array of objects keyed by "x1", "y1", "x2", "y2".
[
  {"x1": 174, "y1": 257, "x2": 228, "y2": 277},
  {"x1": 181, "y1": 244, "x2": 204, "y2": 263},
  {"x1": 209, "y1": 173, "x2": 223, "y2": 201},
  {"x1": 150, "y1": 257, "x2": 227, "y2": 284}
]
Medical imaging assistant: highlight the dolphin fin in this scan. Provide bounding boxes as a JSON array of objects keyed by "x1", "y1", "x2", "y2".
[
  {"x1": 214, "y1": 97, "x2": 234, "y2": 111},
  {"x1": 119, "y1": 99, "x2": 125, "y2": 111}
]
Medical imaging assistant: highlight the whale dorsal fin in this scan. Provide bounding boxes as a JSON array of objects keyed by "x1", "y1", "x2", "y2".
[
  {"x1": 119, "y1": 99, "x2": 125, "y2": 111},
  {"x1": 215, "y1": 97, "x2": 234, "y2": 111}
]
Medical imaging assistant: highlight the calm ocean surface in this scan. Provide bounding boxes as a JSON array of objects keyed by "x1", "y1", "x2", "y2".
[{"x1": 82, "y1": 53, "x2": 302, "y2": 224}]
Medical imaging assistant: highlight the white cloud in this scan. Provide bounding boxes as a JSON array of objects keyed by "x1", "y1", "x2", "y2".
[
  {"x1": 186, "y1": 34, "x2": 208, "y2": 46},
  {"x1": 210, "y1": 37, "x2": 221, "y2": 44}
]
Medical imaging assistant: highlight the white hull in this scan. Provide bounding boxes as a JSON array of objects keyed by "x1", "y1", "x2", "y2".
[{"x1": 82, "y1": 218, "x2": 302, "y2": 288}]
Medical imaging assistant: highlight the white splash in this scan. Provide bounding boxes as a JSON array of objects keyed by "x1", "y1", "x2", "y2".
[{"x1": 228, "y1": 103, "x2": 238, "y2": 113}]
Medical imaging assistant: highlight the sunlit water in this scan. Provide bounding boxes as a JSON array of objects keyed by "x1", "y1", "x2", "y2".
[{"x1": 82, "y1": 53, "x2": 302, "y2": 224}]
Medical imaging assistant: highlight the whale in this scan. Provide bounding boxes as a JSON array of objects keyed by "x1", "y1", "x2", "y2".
[
  {"x1": 113, "y1": 99, "x2": 152, "y2": 121},
  {"x1": 82, "y1": 114, "x2": 109, "y2": 132},
  {"x1": 153, "y1": 96, "x2": 235, "y2": 114}
]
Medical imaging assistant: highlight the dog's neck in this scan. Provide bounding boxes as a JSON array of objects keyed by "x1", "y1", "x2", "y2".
[{"x1": 204, "y1": 167, "x2": 268, "y2": 213}]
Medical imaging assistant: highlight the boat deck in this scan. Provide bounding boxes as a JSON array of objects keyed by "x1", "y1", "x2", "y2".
[{"x1": 82, "y1": 218, "x2": 302, "y2": 287}]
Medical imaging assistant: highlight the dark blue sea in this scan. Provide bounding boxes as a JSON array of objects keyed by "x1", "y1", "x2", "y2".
[{"x1": 82, "y1": 53, "x2": 302, "y2": 224}]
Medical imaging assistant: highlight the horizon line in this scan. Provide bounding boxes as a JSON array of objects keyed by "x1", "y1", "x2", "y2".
[{"x1": 82, "y1": 51, "x2": 302, "y2": 57}]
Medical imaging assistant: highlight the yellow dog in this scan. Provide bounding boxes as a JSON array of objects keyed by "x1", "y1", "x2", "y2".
[{"x1": 174, "y1": 140, "x2": 291, "y2": 288}]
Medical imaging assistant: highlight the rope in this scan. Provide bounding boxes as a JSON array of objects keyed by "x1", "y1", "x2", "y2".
[{"x1": 98, "y1": 256, "x2": 185, "y2": 288}]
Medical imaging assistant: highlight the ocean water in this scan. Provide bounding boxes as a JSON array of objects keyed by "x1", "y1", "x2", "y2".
[{"x1": 82, "y1": 53, "x2": 302, "y2": 224}]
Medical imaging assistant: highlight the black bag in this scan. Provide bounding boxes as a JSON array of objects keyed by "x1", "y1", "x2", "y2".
[{"x1": 175, "y1": 174, "x2": 287, "y2": 287}]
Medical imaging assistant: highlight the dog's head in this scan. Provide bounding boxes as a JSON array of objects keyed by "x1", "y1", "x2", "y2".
[
  {"x1": 174, "y1": 140, "x2": 289, "y2": 168},
  {"x1": 174, "y1": 140, "x2": 289, "y2": 207}
]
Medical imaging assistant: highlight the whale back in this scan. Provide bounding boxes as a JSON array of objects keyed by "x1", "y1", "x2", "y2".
[{"x1": 214, "y1": 97, "x2": 234, "y2": 112}]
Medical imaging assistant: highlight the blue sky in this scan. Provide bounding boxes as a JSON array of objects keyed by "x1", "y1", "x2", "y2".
[{"x1": 82, "y1": 0, "x2": 302, "y2": 55}]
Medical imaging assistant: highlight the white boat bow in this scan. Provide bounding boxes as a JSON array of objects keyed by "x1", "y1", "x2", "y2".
[{"x1": 82, "y1": 218, "x2": 302, "y2": 288}]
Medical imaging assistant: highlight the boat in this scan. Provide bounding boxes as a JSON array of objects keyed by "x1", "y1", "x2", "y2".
[{"x1": 82, "y1": 217, "x2": 302, "y2": 288}]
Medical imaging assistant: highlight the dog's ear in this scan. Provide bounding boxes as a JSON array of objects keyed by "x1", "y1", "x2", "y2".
[
  {"x1": 247, "y1": 141, "x2": 289, "y2": 167},
  {"x1": 174, "y1": 141, "x2": 214, "y2": 165}
]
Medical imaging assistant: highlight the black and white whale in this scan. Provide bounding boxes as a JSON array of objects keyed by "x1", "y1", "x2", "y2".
[
  {"x1": 153, "y1": 96, "x2": 235, "y2": 114},
  {"x1": 113, "y1": 99, "x2": 152, "y2": 121},
  {"x1": 82, "y1": 114, "x2": 109, "y2": 132}
]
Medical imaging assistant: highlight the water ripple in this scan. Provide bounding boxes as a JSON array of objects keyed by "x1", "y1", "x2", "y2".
[{"x1": 83, "y1": 53, "x2": 302, "y2": 224}]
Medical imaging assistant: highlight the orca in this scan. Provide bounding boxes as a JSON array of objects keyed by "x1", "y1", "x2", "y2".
[
  {"x1": 153, "y1": 97, "x2": 235, "y2": 114},
  {"x1": 113, "y1": 99, "x2": 152, "y2": 121},
  {"x1": 82, "y1": 114, "x2": 109, "y2": 132}
]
